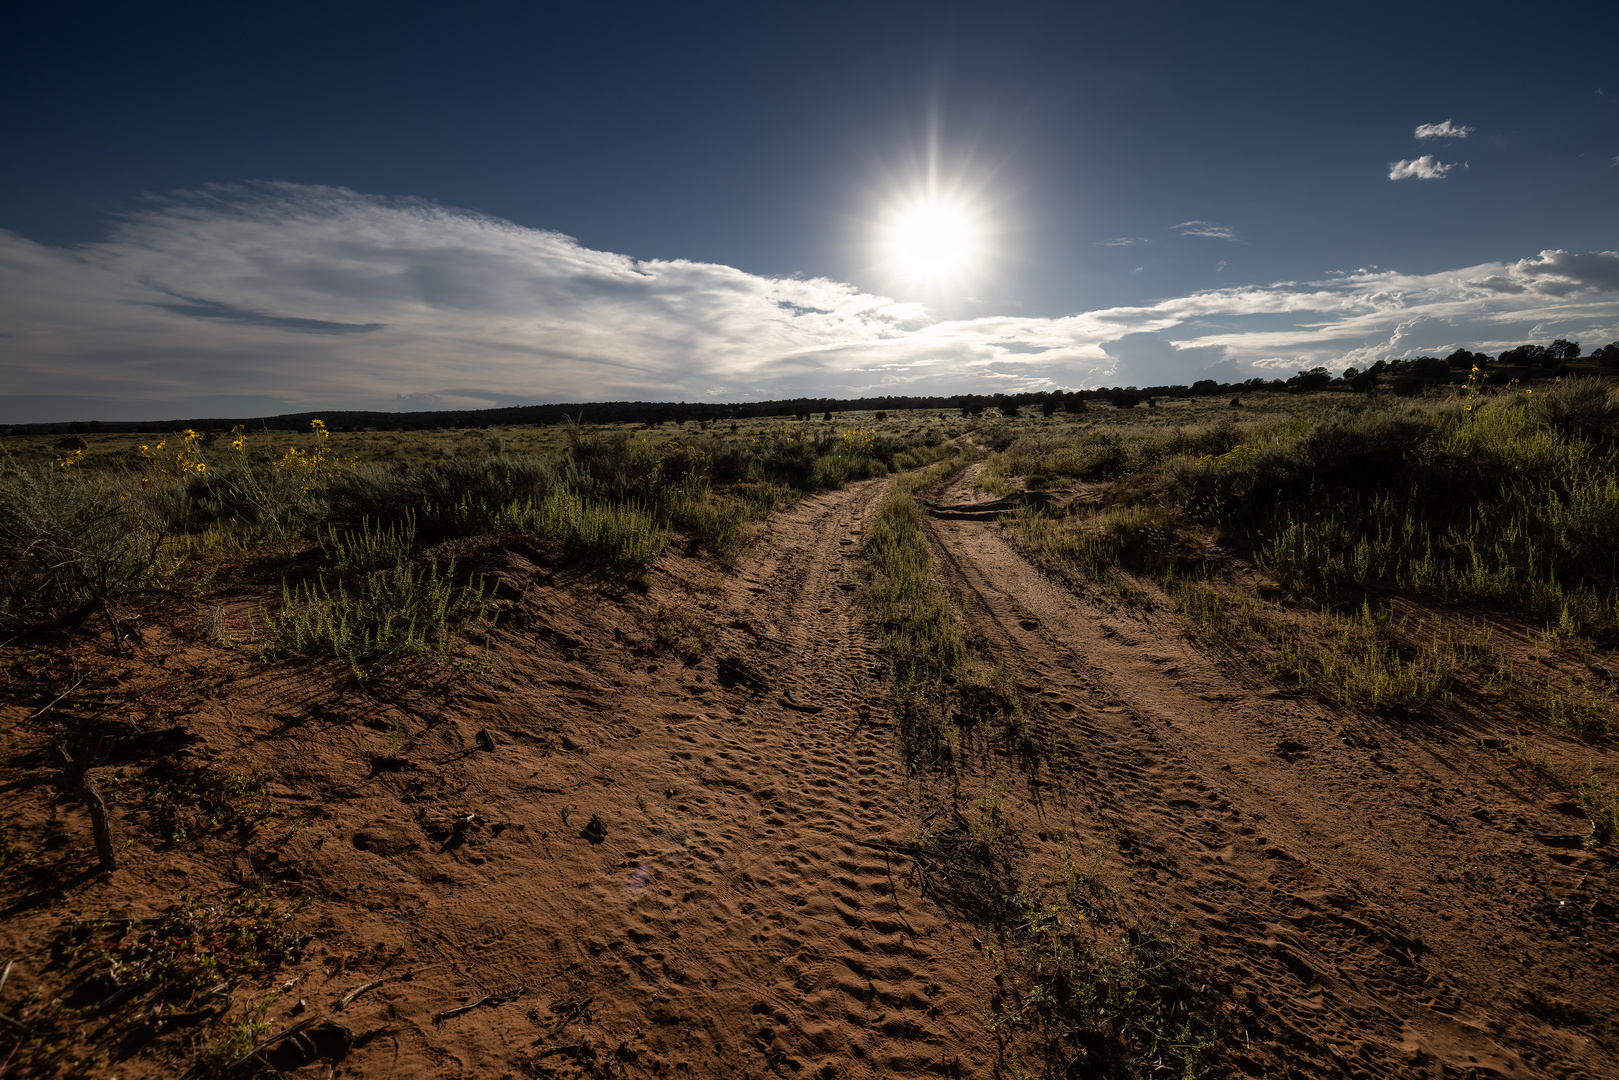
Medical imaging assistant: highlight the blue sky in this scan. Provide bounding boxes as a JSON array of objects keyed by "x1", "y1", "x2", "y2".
[{"x1": 3, "y1": 0, "x2": 1617, "y2": 421}]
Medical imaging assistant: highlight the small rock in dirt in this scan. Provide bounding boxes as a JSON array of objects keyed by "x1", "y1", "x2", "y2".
[
  {"x1": 581, "y1": 813, "x2": 608, "y2": 844},
  {"x1": 1274, "y1": 740, "x2": 1309, "y2": 759}
]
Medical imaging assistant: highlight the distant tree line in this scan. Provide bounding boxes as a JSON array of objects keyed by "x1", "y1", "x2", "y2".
[{"x1": 9, "y1": 338, "x2": 1617, "y2": 435}]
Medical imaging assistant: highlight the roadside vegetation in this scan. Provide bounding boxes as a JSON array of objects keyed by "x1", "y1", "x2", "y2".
[
  {"x1": 1, "y1": 414, "x2": 967, "y2": 668},
  {"x1": 978, "y1": 374, "x2": 1619, "y2": 846}
]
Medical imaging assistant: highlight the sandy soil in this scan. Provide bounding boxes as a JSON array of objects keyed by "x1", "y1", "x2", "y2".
[
  {"x1": 2, "y1": 465, "x2": 1616, "y2": 1078},
  {"x1": 924, "y1": 463, "x2": 1618, "y2": 1079}
]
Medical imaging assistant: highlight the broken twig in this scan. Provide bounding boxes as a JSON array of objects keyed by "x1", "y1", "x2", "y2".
[
  {"x1": 433, "y1": 986, "x2": 527, "y2": 1024},
  {"x1": 336, "y1": 968, "x2": 416, "y2": 1009}
]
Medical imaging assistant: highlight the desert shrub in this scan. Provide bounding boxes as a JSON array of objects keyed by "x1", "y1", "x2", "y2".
[
  {"x1": 666, "y1": 495, "x2": 750, "y2": 560},
  {"x1": 316, "y1": 514, "x2": 419, "y2": 576},
  {"x1": 328, "y1": 456, "x2": 560, "y2": 532},
  {"x1": 1165, "y1": 419, "x2": 1241, "y2": 460},
  {"x1": 1525, "y1": 377, "x2": 1619, "y2": 442},
  {"x1": 185, "y1": 462, "x2": 291, "y2": 529},
  {"x1": 1295, "y1": 412, "x2": 1427, "y2": 486},
  {"x1": 973, "y1": 423, "x2": 1019, "y2": 453},
  {"x1": 1097, "y1": 506, "x2": 1179, "y2": 574},
  {"x1": 1165, "y1": 457, "x2": 1226, "y2": 520},
  {"x1": 1078, "y1": 433, "x2": 1131, "y2": 478},
  {"x1": 0, "y1": 464, "x2": 161, "y2": 629},
  {"x1": 271, "y1": 558, "x2": 493, "y2": 668}
]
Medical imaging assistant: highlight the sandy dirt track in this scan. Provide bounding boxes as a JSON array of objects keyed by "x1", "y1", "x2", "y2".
[
  {"x1": 920, "y1": 462, "x2": 1617, "y2": 1079},
  {"x1": 2, "y1": 464, "x2": 1616, "y2": 1078}
]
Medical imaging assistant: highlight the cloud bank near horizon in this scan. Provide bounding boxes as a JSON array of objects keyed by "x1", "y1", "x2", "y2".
[{"x1": 2, "y1": 183, "x2": 1617, "y2": 423}]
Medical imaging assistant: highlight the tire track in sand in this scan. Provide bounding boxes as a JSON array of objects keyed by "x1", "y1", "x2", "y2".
[
  {"x1": 411, "y1": 476, "x2": 1001, "y2": 1079},
  {"x1": 914, "y1": 461, "x2": 1615, "y2": 1080}
]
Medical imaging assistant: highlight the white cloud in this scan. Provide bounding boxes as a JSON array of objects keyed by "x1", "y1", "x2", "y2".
[
  {"x1": 1, "y1": 184, "x2": 1617, "y2": 421},
  {"x1": 1096, "y1": 237, "x2": 1144, "y2": 247},
  {"x1": 1172, "y1": 221, "x2": 1238, "y2": 240},
  {"x1": 1414, "y1": 119, "x2": 1474, "y2": 140},
  {"x1": 1389, "y1": 156, "x2": 1461, "y2": 180}
]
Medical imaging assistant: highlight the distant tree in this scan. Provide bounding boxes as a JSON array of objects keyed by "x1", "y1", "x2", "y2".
[
  {"x1": 1064, "y1": 394, "x2": 1086, "y2": 413},
  {"x1": 1349, "y1": 370, "x2": 1379, "y2": 393},
  {"x1": 1002, "y1": 401, "x2": 1020, "y2": 417},
  {"x1": 1229, "y1": 397, "x2": 1242, "y2": 407},
  {"x1": 1387, "y1": 356, "x2": 1449, "y2": 384},
  {"x1": 1191, "y1": 379, "x2": 1220, "y2": 394},
  {"x1": 1548, "y1": 338, "x2": 1582, "y2": 361},
  {"x1": 1041, "y1": 393, "x2": 1060, "y2": 417},
  {"x1": 1342, "y1": 366, "x2": 1360, "y2": 381},
  {"x1": 1593, "y1": 342, "x2": 1619, "y2": 368},
  {"x1": 1288, "y1": 367, "x2": 1333, "y2": 391},
  {"x1": 1111, "y1": 393, "x2": 1141, "y2": 409},
  {"x1": 874, "y1": 411, "x2": 888, "y2": 420},
  {"x1": 1499, "y1": 344, "x2": 1551, "y2": 367},
  {"x1": 823, "y1": 411, "x2": 832, "y2": 421}
]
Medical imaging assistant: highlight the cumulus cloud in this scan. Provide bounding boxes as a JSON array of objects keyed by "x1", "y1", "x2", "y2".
[
  {"x1": 1389, "y1": 156, "x2": 1461, "y2": 180},
  {"x1": 1172, "y1": 221, "x2": 1238, "y2": 240},
  {"x1": 1414, "y1": 119, "x2": 1474, "y2": 140},
  {"x1": 1099, "y1": 333, "x2": 1227, "y2": 388},
  {"x1": 1, "y1": 183, "x2": 1617, "y2": 422}
]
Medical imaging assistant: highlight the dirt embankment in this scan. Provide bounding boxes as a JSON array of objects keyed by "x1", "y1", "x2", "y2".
[{"x1": 1, "y1": 464, "x2": 1615, "y2": 1079}]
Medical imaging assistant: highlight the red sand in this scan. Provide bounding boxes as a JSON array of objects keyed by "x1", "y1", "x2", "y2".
[{"x1": 2, "y1": 469, "x2": 1616, "y2": 1078}]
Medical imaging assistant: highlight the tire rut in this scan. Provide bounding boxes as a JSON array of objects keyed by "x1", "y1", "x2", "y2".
[{"x1": 915, "y1": 463, "x2": 1616, "y2": 1080}]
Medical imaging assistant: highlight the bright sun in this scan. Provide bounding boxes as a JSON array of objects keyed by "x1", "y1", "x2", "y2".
[{"x1": 882, "y1": 196, "x2": 981, "y2": 284}]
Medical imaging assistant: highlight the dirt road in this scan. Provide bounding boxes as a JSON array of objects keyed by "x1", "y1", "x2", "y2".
[
  {"x1": 917, "y1": 462, "x2": 1617, "y2": 1079},
  {"x1": 4, "y1": 463, "x2": 1613, "y2": 1078}
]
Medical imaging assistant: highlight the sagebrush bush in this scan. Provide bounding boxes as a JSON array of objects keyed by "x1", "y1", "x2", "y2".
[
  {"x1": 0, "y1": 464, "x2": 160, "y2": 629},
  {"x1": 1295, "y1": 412, "x2": 1428, "y2": 486},
  {"x1": 1526, "y1": 377, "x2": 1619, "y2": 442},
  {"x1": 328, "y1": 457, "x2": 561, "y2": 533}
]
